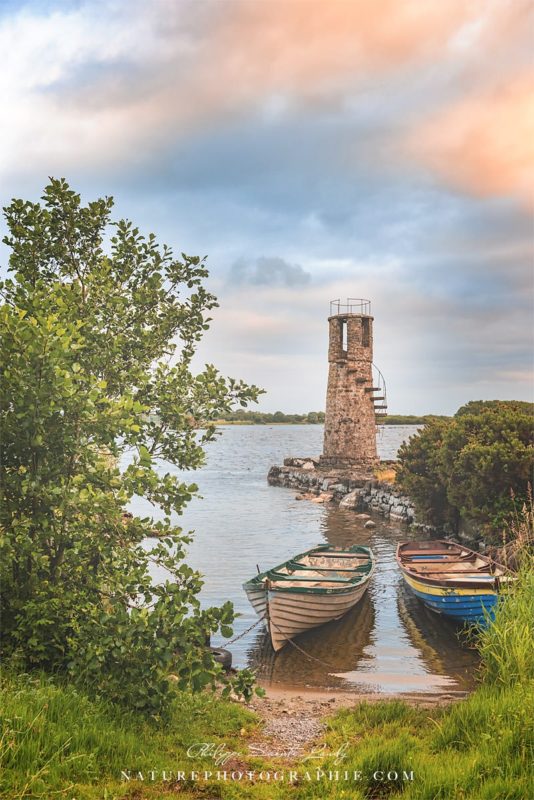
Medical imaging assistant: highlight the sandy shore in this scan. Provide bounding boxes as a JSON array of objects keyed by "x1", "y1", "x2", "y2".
[{"x1": 244, "y1": 684, "x2": 469, "y2": 760}]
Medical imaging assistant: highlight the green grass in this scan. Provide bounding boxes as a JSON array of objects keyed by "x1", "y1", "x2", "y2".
[
  {"x1": 0, "y1": 672, "x2": 274, "y2": 800},
  {"x1": 293, "y1": 558, "x2": 534, "y2": 800},
  {"x1": 296, "y1": 683, "x2": 533, "y2": 799},
  {"x1": 3, "y1": 564, "x2": 532, "y2": 799},
  {"x1": 477, "y1": 560, "x2": 534, "y2": 687}
]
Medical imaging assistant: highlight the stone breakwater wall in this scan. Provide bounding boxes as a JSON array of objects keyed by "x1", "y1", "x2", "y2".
[{"x1": 267, "y1": 457, "x2": 424, "y2": 527}]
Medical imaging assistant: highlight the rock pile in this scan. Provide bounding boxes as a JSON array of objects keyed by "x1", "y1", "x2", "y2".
[{"x1": 268, "y1": 458, "x2": 417, "y2": 525}]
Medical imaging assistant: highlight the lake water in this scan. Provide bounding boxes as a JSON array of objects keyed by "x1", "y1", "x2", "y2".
[{"x1": 131, "y1": 425, "x2": 478, "y2": 696}]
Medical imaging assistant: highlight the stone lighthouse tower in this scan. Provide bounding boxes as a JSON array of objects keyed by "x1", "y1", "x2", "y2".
[{"x1": 320, "y1": 299, "x2": 383, "y2": 472}]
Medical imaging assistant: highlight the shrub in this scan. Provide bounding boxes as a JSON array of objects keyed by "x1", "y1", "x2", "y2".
[
  {"x1": 0, "y1": 179, "x2": 262, "y2": 715},
  {"x1": 396, "y1": 401, "x2": 534, "y2": 540}
]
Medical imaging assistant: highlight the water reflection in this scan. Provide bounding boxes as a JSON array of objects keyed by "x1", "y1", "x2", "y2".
[
  {"x1": 247, "y1": 594, "x2": 375, "y2": 689},
  {"x1": 244, "y1": 503, "x2": 478, "y2": 694},
  {"x1": 130, "y1": 425, "x2": 479, "y2": 696}
]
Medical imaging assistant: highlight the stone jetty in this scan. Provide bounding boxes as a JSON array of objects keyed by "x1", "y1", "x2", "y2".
[{"x1": 268, "y1": 457, "x2": 425, "y2": 527}]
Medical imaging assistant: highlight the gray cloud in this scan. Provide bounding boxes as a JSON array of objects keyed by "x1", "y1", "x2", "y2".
[
  {"x1": 228, "y1": 256, "x2": 311, "y2": 288},
  {"x1": 1, "y1": 0, "x2": 532, "y2": 415}
]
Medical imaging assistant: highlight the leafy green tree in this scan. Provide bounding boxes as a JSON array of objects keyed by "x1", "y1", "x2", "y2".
[
  {"x1": 396, "y1": 418, "x2": 457, "y2": 529},
  {"x1": 396, "y1": 402, "x2": 534, "y2": 540},
  {"x1": 441, "y1": 402, "x2": 533, "y2": 533},
  {"x1": 0, "y1": 179, "x2": 262, "y2": 715},
  {"x1": 455, "y1": 400, "x2": 533, "y2": 418}
]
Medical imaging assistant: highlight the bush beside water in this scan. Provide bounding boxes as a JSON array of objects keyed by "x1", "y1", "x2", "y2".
[{"x1": 396, "y1": 400, "x2": 534, "y2": 542}]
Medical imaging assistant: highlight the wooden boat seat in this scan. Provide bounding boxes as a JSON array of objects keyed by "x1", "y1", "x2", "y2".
[
  {"x1": 270, "y1": 567, "x2": 355, "y2": 582},
  {"x1": 305, "y1": 553, "x2": 368, "y2": 559},
  {"x1": 269, "y1": 578, "x2": 350, "y2": 588},
  {"x1": 291, "y1": 564, "x2": 369, "y2": 573},
  {"x1": 410, "y1": 562, "x2": 487, "y2": 574},
  {"x1": 402, "y1": 556, "x2": 475, "y2": 565},
  {"x1": 295, "y1": 556, "x2": 369, "y2": 571},
  {"x1": 302, "y1": 554, "x2": 369, "y2": 560}
]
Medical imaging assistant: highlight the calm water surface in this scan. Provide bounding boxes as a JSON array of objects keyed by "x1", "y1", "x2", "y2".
[{"x1": 131, "y1": 425, "x2": 478, "y2": 695}]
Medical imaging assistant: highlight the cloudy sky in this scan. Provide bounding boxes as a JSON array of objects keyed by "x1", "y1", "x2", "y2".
[{"x1": 1, "y1": 0, "x2": 532, "y2": 413}]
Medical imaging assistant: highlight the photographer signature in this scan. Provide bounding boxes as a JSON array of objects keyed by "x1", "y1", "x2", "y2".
[
  {"x1": 186, "y1": 743, "x2": 239, "y2": 766},
  {"x1": 188, "y1": 740, "x2": 350, "y2": 766}
]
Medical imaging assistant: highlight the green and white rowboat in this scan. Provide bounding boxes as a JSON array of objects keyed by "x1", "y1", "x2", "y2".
[{"x1": 243, "y1": 544, "x2": 375, "y2": 651}]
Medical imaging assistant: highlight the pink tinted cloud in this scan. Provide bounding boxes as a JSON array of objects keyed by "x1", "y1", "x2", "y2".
[
  {"x1": 201, "y1": 0, "x2": 478, "y2": 90},
  {"x1": 79, "y1": 0, "x2": 533, "y2": 213},
  {"x1": 3, "y1": 0, "x2": 531, "y2": 211},
  {"x1": 411, "y1": 74, "x2": 534, "y2": 207},
  {"x1": 99, "y1": 0, "x2": 479, "y2": 140}
]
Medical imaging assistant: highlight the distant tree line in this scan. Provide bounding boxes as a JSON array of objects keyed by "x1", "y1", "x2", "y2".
[
  {"x1": 215, "y1": 411, "x2": 449, "y2": 425},
  {"x1": 216, "y1": 410, "x2": 326, "y2": 424},
  {"x1": 379, "y1": 414, "x2": 450, "y2": 426}
]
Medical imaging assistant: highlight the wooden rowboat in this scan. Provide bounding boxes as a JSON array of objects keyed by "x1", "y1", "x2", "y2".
[
  {"x1": 243, "y1": 544, "x2": 375, "y2": 651},
  {"x1": 396, "y1": 540, "x2": 514, "y2": 626}
]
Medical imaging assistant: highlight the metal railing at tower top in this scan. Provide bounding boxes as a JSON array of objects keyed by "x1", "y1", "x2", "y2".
[{"x1": 330, "y1": 298, "x2": 371, "y2": 316}]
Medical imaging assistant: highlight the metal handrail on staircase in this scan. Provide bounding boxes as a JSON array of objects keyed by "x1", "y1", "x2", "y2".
[{"x1": 371, "y1": 363, "x2": 388, "y2": 417}]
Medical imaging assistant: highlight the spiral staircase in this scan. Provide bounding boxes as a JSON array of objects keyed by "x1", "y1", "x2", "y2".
[{"x1": 367, "y1": 364, "x2": 388, "y2": 420}]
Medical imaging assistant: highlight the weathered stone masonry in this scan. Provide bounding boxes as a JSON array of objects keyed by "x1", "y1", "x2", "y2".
[
  {"x1": 321, "y1": 304, "x2": 378, "y2": 472},
  {"x1": 268, "y1": 459, "x2": 419, "y2": 526},
  {"x1": 266, "y1": 298, "x2": 426, "y2": 526}
]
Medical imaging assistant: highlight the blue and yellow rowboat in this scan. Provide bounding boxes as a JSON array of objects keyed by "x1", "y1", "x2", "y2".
[{"x1": 396, "y1": 540, "x2": 514, "y2": 627}]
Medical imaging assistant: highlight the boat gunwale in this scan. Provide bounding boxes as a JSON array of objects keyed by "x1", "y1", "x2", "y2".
[
  {"x1": 243, "y1": 545, "x2": 375, "y2": 595},
  {"x1": 284, "y1": 559, "x2": 371, "y2": 573}
]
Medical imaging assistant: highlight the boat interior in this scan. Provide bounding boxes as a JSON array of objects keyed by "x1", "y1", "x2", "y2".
[
  {"x1": 266, "y1": 555, "x2": 372, "y2": 588},
  {"x1": 292, "y1": 554, "x2": 371, "y2": 571},
  {"x1": 268, "y1": 577, "x2": 353, "y2": 589},
  {"x1": 399, "y1": 543, "x2": 508, "y2": 578},
  {"x1": 270, "y1": 566, "x2": 357, "y2": 582}
]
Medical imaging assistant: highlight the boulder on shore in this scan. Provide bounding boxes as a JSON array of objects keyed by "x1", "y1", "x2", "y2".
[
  {"x1": 311, "y1": 492, "x2": 333, "y2": 504},
  {"x1": 339, "y1": 489, "x2": 362, "y2": 510}
]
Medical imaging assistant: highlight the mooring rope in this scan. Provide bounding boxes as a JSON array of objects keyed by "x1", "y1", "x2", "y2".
[
  {"x1": 225, "y1": 614, "x2": 339, "y2": 670},
  {"x1": 268, "y1": 617, "x2": 340, "y2": 670},
  {"x1": 224, "y1": 617, "x2": 263, "y2": 646}
]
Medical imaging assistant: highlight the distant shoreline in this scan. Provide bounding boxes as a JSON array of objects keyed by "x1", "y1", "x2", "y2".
[{"x1": 213, "y1": 416, "x2": 441, "y2": 426}]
